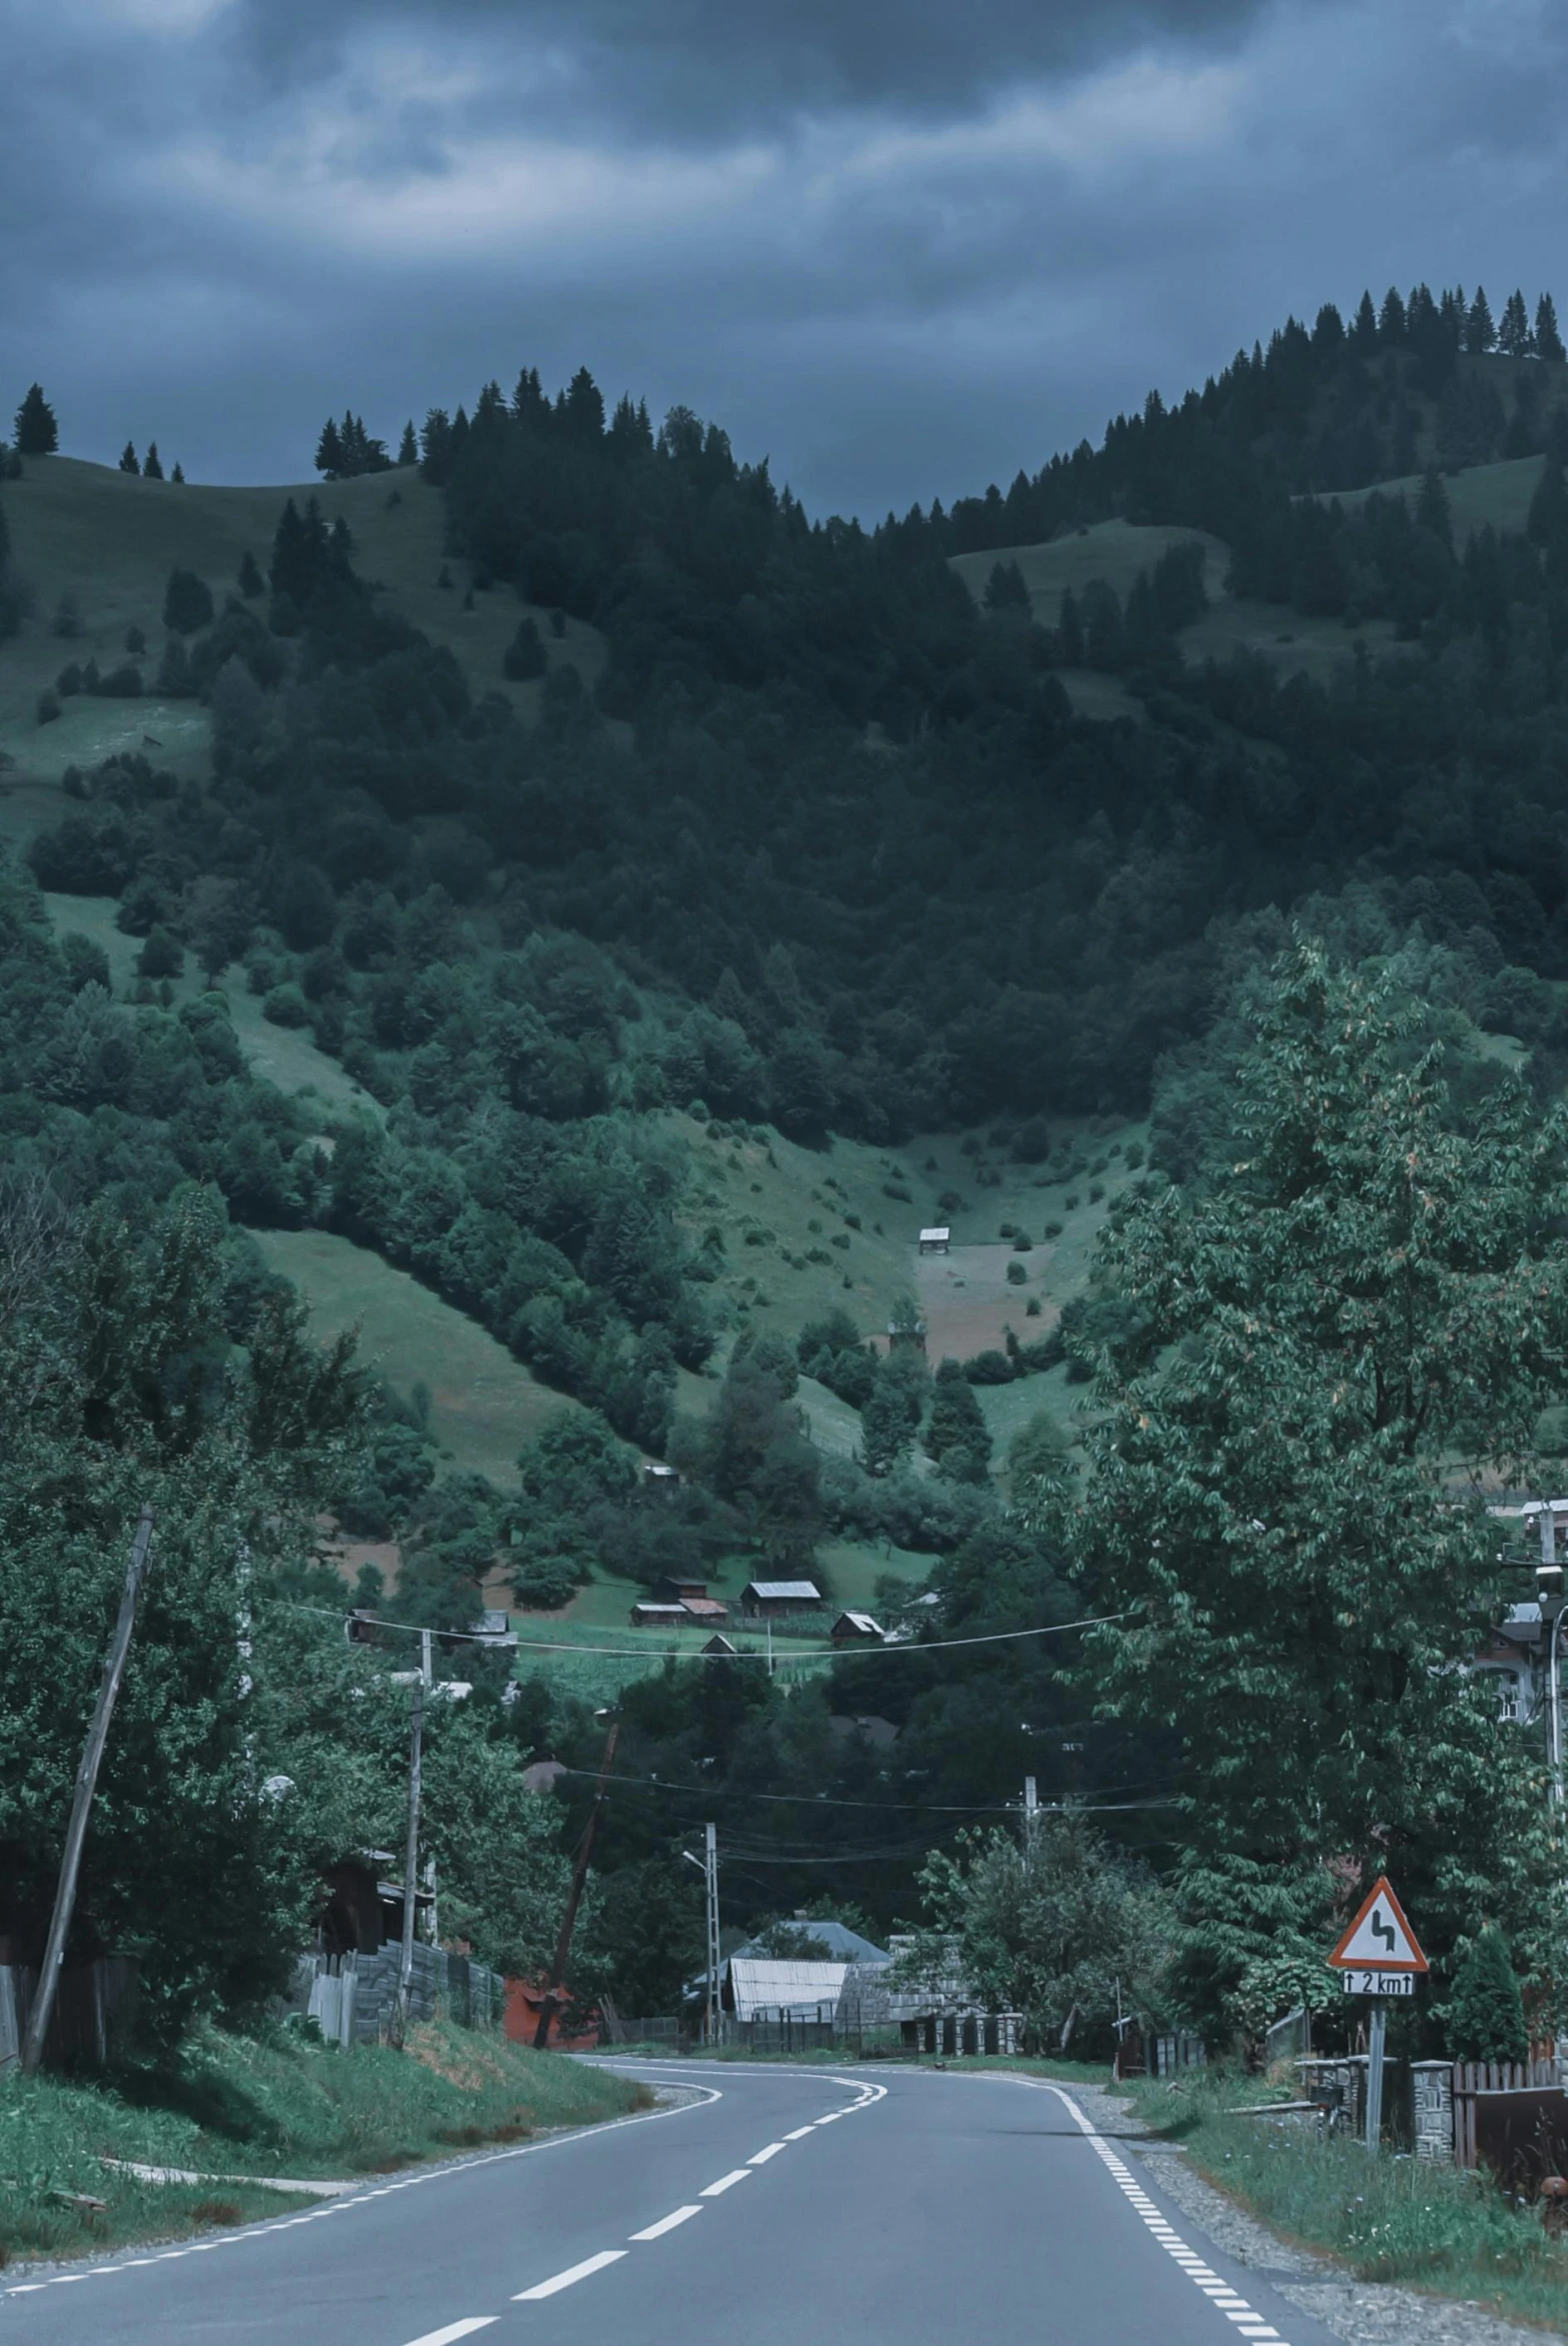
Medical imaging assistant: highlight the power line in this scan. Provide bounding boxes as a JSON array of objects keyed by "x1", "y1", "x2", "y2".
[{"x1": 285, "y1": 1600, "x2": 1126, "y2": 1663}]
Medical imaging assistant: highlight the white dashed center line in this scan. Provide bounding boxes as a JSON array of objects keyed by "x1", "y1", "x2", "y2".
[
  {"x1": 404, "y1": 2323, "x2": 499, "y2": 2346},
  {"x1": 1040, "y1": 2087, "x2": 1295, "y2": 2346},
  {"x1": 783, "y1": 2125, "x2": 815, "y2": 2141},
  {"x1": 749, "y1": 2143, "x2": 786, "y2": 2164},
  {"x1": 514, "y1": 2250, "x2": 628, "y2": 2300},
  {"x1": 700, "y1": 2168, "x2": 753, "y2": 2196},
  {"x1": 629, "y1": 2206, "x2": 704, "y2": 2241}
]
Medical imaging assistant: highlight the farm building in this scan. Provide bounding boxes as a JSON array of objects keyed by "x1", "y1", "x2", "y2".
[
  {"x1": 740, "y1": 1579, "x2": 823, "y2": 1617},
  {"x1": 654, "y1": 1578, "x2": 728, "y2": 1621},
  {"x1": 643, "y1": 1461, "x2": 681, "y2": 1493},
  {"x1": 702, "y1": 1633, "x2": 740, "y2": 1657},
  {"x1": 724, "y1": 1957, "x2": 847, "y2": 2023},
  {"x1": 629, "y1": 1601, "x2": 692, "y2": 1628},
  {"x1": 918, "y1": 1225, "x2": 950, "y2": 1254},
  {"x1": 830, "y1": 1610, "x2": 884, "y2": 1646}
]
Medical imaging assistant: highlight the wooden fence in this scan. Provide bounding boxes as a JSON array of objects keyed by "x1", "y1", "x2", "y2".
[{"x1": 1452, "y1": 2060, "x2": 1558, "y2": 2169}]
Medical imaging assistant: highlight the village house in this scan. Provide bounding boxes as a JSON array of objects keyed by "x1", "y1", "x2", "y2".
[{"x1": 740, "y1": 1578, "x2": 823, "y2": 1617}]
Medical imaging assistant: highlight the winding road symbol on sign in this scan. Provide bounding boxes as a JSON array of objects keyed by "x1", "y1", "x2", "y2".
[{"x1": 1327, "y1": 1875, "x2": 1428, "y2": 1975}]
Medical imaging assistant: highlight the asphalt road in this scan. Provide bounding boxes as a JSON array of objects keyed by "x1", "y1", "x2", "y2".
[{"x1": 2, "y1": 2061, "x2": 1348, "y2": 2346}]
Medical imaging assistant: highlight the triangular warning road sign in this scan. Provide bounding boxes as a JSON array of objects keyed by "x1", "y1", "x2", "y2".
[{"x1": 1328, "y1": 1876, "x2": 1428, "y2": 1973}]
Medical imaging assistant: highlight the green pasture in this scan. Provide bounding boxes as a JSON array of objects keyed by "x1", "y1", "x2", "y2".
[
  {"x1": 252, "y1": 1227, "x2": 576, "y2": 1484},
  {"x1": 1325, "y1": 450, "x2": 1546, "y2": 538},
  {"x1": 0, "y1": 454, "x2": 611, "y2": 783}
]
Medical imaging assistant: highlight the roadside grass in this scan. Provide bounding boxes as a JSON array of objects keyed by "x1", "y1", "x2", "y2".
[
  {"x1": 0, "y1": 2016, "x2": 642, "y2": 2267},
  {"x1": 1118, "y1": 2070, "x2": 1568, "y2": 2332}
]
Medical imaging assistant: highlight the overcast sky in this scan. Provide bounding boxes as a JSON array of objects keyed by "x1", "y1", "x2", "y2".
[{"x1": 3, "y1": 0, "x2": 1566, "y2": 517}]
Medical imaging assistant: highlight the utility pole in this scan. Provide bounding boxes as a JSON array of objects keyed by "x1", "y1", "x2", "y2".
[
  {"x1": 705, "y1": 1822, "x2": 721, "y2": 2047},
  {"x1": 394, "y1": 1673, "x2": 425, "y2": 2047},
  {"x1": 1023, "y1": 1774, "x2": 1038, "y2": 1841},
  {"x1": 532, "y1": 1716, "x2": 619, "y2": 2048},
  {"x1": 1539, "y1": 1508, "x2": 1564, "y2": 1806},
  {"x1": 22, "y1": 1505, "x2": 154, "y2": 2078}
]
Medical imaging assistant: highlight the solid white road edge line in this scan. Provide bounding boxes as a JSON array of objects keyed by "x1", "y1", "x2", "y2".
[
  {"x1": 629, "y1": 2206, "x2": 704, "y2": 2241},
  {"x1": 514, "y1": 2250, "x2": 628, "y2": 2301},
  {"x1": 403, "y1": 2322, "x2": 499, "y2": 2346},
  {"x1": 700, "y1": 2169, "x2": 752, "y2": 2196},
  {"x1": 1042, "y1": 2086, "x2": 1291, "y2": 2346},
  {"x1": 2, "y1": 2087, "x2": 723, "y2": 2299}
]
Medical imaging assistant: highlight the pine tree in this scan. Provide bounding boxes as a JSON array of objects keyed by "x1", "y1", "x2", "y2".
[
  {"x1": 1499, "y1": 289, "x2": 1533, "y2": 358},
  {"x1": 315, "y1": 417, "x2": 344, "y2": 477},
  {"x1": 1466, "y1": 286, "x2": 1496, "y2": 354},
  {"x1": 162, "y1": 566, "x2": 214, "y2": 634},
  {"x1": 143, "y1": 442, "x2": 164, "y2": 480},
  {"x1": 1536, "y1": 293, "x2": 1567, "y2": 365},
  {"x1": 118, "y1": 441, "x2": 140, "y2": 476},
  {"x1": 170, "y1": 462, "x2": 184, "y2": 484},
  {"x1": 397, "y1": 420, "x2": 418, "y2": 467},
  {"x1": 420, "y1": 408, "x2": 454, "y2": 484},
  {"x1": 13, "y1": 384, "x2": 58, "y2": 455},
  {"x1": 1416, "y1": 468, "x2": 1453, "y2": 551},
  {"x1": 237, "y1": 550, "x2": 264, "y2": 598},
  {"x1": 1350, "y1": 291, "x2": 1379, "y2": 356},
  {"x1": 1378, "y1": 286, "x2": 1407, "y2": 346},
  {"x1": 1446, "y1": 1927, "x2": 1527, "y2": 2063}
]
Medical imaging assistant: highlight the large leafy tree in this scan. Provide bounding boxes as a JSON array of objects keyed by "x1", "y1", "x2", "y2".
[
  {"x1": 0, "y1": 1184, "x2": 365, "y2": 2038},
  {"x1": 1077, "y1": 945, "x2": 1568, "y2": 2037}
]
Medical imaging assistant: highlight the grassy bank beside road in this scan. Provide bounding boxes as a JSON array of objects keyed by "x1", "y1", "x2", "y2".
[
  {"x1": 0, "y1": 2019, "x2": 645, "y2": 2269},
  {"x1": 1118, "y1": 2071, "x2": 1568, "y2": 2333}
]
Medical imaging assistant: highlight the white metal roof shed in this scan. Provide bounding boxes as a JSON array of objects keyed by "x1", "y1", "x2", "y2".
[{"x1": 725, "y1": 1957, "x2": 848, "y2": 2020}]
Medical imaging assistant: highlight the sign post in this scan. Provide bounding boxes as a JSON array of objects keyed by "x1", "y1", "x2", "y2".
[{"x1": 1326, "y1": 1876, "x2": 1428, "y2": 2150}]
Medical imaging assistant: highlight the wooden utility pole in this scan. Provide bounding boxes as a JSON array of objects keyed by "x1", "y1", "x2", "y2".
[
  {"x1": 532, "y1": 1720, "x2": 619, "y2": 2048},
  {"x1": 22, "y1": 1504, "x2": 154, "y2": 2078}
]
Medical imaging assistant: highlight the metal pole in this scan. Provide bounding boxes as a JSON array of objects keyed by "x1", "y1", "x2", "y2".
[
  {"x1": 1550, "y1": 1615, "x2": 1564, "y2": 1808},
  {"x1": 22, "y1": 1505, "x2": 155, "y2": 2078},
  {"x1": 1365, "y1": 2000, "x2": 1386, "y2": 2150},
  {"x1": 395, "y1": 1676, "x2": 424, "y2": 2045},
  {"x1": 706, "y1": 1822, "x2": 721, "y2": 2046},
  {"x1": 1023, "y1": 1774, "x2": 1038, "y2": 1856}
]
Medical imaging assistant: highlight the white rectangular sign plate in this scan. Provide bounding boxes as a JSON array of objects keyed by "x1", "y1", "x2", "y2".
[{"x1": 1339, "y1": 1969, "x2": 1414, "y2": 1997}]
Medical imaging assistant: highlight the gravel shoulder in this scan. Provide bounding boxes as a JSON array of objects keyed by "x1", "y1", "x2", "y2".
[{"x1": 1044, "y1": 2074, "x2": 1562, "y2": 2346}]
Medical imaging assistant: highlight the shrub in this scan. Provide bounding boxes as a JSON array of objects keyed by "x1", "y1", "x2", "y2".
[
  {"x1": 1063, "y1": 1193, "x2": 1079, "y2": 1210},
  {"x1": 137, "y1": 926, "x2": 184, "y2": 979},
  {"x1": 1447, "y1": 1926, "x2": 1528, "y2": 2062},
  {"x1": 1011, "y1": 1232, "x2": 1033, "y2": 1251},
  {"x1": 125, "y1": 624, "x2": 147, "y2": 656},
  {"x1": 36, "y1": 689, "x2": 60, "y2": 726},
  {"x1": 1089, "y1": 1182, "x2": 1105, "y2": 1203},
  {"x1": 1043, "y1": 1220, "x2": 1064, "y2": 1239},
  {"x1": 262, "y1": 983, "x2": 311, "y2": 1028},
  {"x1": 97, "y1": 663, "x2": 143, "y2": 697},
  {"x1": 503, "y1": 617, "x2": 547, "y2": 681},
  {"x1": 1005, "y1": 1259, "x2": 1027, "y2": 1284},
  {"x1": 55, "y1": 662, "x2": 84, "y2": 698},
  {"x1": 1025, "y1": 1296, "x2": 1041, "y2": 1316}
]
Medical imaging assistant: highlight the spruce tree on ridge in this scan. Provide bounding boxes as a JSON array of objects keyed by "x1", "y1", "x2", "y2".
[
  {"x1": 119, "y1": 441, "x2": 140, "y2": 475},
  {"x1": 13, "y1": 385, "x2": 58, "y2": 455},
  {"x1": 1536, "y1": 293, "x2": 1566, "y2": 364},
  {"x1": 143, "y1": 442, "x2": 164, "y2": 480},
  {"x1": 1466, "y1": 287, "x2": 1496, "y2": 354}
]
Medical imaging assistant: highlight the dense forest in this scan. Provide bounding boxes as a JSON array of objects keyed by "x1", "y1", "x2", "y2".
[{"x1": 5, "y1": 283, "x2": 1568, "y2": 2054}]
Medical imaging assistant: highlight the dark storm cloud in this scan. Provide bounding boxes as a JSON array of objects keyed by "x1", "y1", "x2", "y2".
[
  {"x1": 3, "y1": 0, "x2": 1568, "y2": 517},
  {"x1": 232, "y1": 0, "x2": 1296, "y2": 134}
]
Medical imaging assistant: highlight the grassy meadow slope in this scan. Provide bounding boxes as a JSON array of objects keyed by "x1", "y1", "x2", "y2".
[
  {"x1": 950, "y1": 454, "x2": 1549, "y2": 696},
  {"x1": 0, "y1": 455, "x2": 607, "y2": 829}
]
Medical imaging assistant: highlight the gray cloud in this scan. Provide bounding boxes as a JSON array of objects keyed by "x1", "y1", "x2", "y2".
[
  {"x1": 1, "y1": 0, "x2": 1567, "y2": 520},
  {"x1": 231, "y1": 0, "x2": 1295, "y2": 134}
]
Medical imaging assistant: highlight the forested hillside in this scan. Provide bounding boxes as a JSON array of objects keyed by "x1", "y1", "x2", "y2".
[{"x1": 6, "y1": 283, "x2": 1568, "y2": 2052}]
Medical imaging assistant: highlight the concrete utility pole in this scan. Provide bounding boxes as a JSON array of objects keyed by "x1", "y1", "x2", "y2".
[
  {"x1": 22, "y1": 1504, "x2": 155, "y2": 2078},
  {"x1": 392, "y1": 1666, "x2": 470, "y2": 2046},
  {"x1": 395, "y1": 1672, "x2": 425, "y2": 2047},
  {"x1": 705, "y1": 1822, "x2": 721, "y2": 2047},
  {"x1": 1540, "y1": 1509, "x2": 1564, "y2": 1807}
]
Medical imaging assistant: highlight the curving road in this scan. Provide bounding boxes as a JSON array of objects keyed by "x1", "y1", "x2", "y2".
[{"x1": 3, "y1": 2061, "x2": 1345, "y2": 2346}]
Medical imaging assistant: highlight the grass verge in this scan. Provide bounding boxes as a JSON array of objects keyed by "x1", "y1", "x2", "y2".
[
  {"x1": 0, "y1": 2016, "x2": 644, "y2": 2268},
  {"x1": 1118, "y1": 2070, "x2": 1568, "y2": 2333}
]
